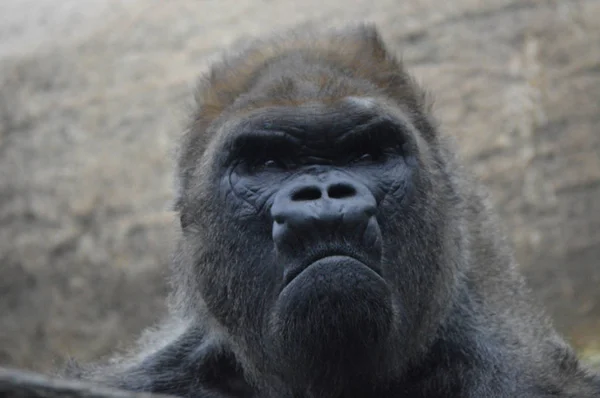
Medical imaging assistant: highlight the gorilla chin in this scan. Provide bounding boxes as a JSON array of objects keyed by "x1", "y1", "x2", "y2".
[{"x1": 268, "y1": 256, "x2": 394, "y2": 378}]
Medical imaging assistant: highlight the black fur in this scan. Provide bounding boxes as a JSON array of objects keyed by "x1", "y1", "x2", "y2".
[{"x1": 65, "y1": 24, "x2": 600, "y2": 398}]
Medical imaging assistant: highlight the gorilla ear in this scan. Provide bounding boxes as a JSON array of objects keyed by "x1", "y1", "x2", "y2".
[
  {"x1": 171, "y1": 177, "x2": 184, "y2": 211},
  {"x1": 171, "y1": 180, "x2": 191, "y2": 229},
  {"x1": 179, "y1": 212, "x2": 193, "y2": 230}
]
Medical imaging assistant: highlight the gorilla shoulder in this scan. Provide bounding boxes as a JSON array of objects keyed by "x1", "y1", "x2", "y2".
[{"x1": 65, "y1": 24, "x2": 600, "y2": 398}]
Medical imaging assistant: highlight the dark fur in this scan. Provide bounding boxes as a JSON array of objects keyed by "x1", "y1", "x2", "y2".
[{"x1": 65, "y1": 24, "x2": 600, "y2": 397}]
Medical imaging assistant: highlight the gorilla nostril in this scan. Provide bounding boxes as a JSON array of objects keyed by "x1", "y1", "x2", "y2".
[
  {"x1": 292, "y1": 186, "x2": 322, "y2": 201},
  {"x1": 327, "y1": 183, "x2": 356, "y2": 199}
]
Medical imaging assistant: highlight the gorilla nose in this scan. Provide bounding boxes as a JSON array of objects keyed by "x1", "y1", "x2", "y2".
[
  {"x1": 289, "y1": 182, "x2": 356, "y2": 202},
  {"x1": 271, "y1": 176, "x2": 377, "y2": 248}
]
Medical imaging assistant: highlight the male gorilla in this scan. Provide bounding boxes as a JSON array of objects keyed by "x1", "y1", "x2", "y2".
[{"x1": 67, "y1": 25, "x2": 600, "y2": 397}]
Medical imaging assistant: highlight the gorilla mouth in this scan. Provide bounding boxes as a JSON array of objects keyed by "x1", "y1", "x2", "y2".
[{"x1": 283, "y1": 253, "x2": 381, "y2": 287}]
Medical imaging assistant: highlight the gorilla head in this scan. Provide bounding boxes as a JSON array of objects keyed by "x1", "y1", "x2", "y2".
[
  {"x1": 67, "y1": 24, "x2": 600, "y2": 398},
  {"x1": 174, "y1": 26, "x2": 457, "y2": 392}
]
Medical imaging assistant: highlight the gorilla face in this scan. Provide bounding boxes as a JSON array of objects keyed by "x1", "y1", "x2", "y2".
[
  {"x1": 235, "y1": 102, "x2": 411, "y2": 373},
  {"x1": 180, "y1": 93, "x2": 452, "y2": 387}
]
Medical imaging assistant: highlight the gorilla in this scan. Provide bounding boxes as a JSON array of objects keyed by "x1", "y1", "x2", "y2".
[{"x1": 66, "y1": 25, "x2": 600, "y2": 397}]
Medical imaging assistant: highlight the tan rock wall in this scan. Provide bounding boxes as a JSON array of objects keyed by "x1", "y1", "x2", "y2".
[{"x1": 0, "y1": 0, "x2": 598, "y2": 371}]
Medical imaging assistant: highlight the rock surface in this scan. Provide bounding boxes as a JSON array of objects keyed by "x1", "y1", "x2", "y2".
[{"x1": 0, "y1": 0, "x2": 598, "y2": 372}]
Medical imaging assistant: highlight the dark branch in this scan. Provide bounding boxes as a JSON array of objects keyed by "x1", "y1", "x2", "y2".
[{"x1": 0, "y1": 367, "x2": 174, "y2": 398}]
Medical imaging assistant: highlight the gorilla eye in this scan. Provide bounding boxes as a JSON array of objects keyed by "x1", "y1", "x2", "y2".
[
  {"x1": 247, "y1": 157, "x2": 289, "y2": 172},
  {"x1": 351, "y1": 150, "x2": 381, "y2": 164},
  {"x1": 263, "y1": 159, "x2": 283, "y2": 169}
]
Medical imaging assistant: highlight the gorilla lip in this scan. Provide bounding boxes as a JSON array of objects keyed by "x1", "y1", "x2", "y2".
[{"x1": 283, "y1": 253, "x2": 380, "y2": 287}]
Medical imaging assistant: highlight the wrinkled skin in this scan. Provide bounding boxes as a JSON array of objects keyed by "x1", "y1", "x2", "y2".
[{"x1": 65, "y1": 25, "x2": 600, "y2": 398}]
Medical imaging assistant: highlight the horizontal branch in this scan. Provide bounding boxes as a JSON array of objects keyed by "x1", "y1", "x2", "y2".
[{"x1": 0, "y1": 367, "x2": 173, "y2": 398}]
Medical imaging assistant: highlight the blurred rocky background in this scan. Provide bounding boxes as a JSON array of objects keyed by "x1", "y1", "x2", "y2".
[{"x1": 0, "y1": 0, "x2": 598, "y2": 373}]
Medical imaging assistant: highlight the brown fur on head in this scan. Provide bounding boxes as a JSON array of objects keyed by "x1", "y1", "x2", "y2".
[{"x1": 177, "y1": 24, "x2": 434, "y2": 195}]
